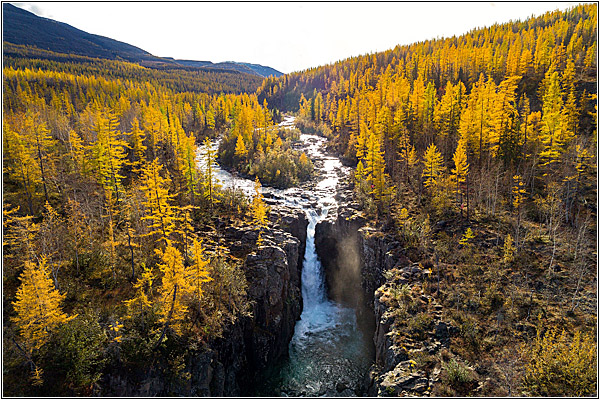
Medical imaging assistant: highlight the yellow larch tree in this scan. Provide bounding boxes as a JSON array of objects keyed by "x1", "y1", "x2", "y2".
[
  {"x1": 251, "y1": 177, "x2": 269, "y2": 230},
  {"x1": 12, "y1": 257, "x2": 75, "y2": 382},
  {"x1": 180, "y1": 134, "x2": 201, "y2": 206},
  {"x1": 397, "y1": 127, "x2": 418, "y2": 184},
  {"x1": 451, "y1": 137, "x2": 469, "y2": 215},
  {"x1": 128, "y1": 117, "x2": 147, "y2": 175},
  {"x1": 139, "y1": 159, "x2": 179, "y2": 248},
  {"x1": 90, "y1": 109, "x2": 129, "y2": 201},
  {"x1": 512, "y1": 174, "x2": 526, "y2": 248},
  {"x1": 235, "y1": 134, "x2": 248, "y2": 161},
  {"x1": 26, "y1": 113, "x2": 56, "y2": 205},
  {"x1": 422, "y1": 143, "x2": 445, "y2": 192},
  {"x1": 491, "y1": 75, "x2": 521, "y2": 159},
  {"x1": 201, "y1": 137, "x2": 221, "y2": 211},
  {"x1": 539, "y1": 68, "x2": 566, "y2": 169},
  {"x1": 186, "y1": 239, "x2": 212, "y2": 307},
  {"x1": 156, "y1": 245, "x2": 191, "y2": 345},
  {"x1": 3, "y1": 122, "x2": 40, "y2": 215}
]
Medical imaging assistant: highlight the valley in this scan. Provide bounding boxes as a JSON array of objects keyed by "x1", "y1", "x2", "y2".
[{"x1": 2, "y1": 2, "x2": 597, "y2": 398}]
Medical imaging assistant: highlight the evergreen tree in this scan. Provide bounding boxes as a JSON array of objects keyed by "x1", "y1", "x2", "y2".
[
  {"x1": 422, "y1": 143, "x2": 445, "y2": 192},
  {"x1": 139, "y1": 159, "x2": 178, "y2": 248}
]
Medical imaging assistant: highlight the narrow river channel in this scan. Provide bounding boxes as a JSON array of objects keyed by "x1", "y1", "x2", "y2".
[{"x1": 204, "y1": 116, "x2": 374, "y2": 396}]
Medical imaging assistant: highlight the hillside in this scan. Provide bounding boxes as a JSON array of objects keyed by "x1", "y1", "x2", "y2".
[
  {"x1": 169, "y1": 58, "x2": 283, "y2": 77},
  {"x1": 260, "y1": 3, "x2": 598, "y2": 396},
  {"x1": 2, "y1": 3, "x2": 164, "y2": 64},
  {"x1": 2, "y1": 3, "x2": 282, "y2": 77}
]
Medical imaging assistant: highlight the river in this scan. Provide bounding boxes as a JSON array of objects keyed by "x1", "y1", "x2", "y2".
[{"x1": 204, "y1": 116, "x2": 374, "y2": 396}]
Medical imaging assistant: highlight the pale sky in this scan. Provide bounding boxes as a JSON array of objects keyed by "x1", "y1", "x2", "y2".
[{"x1": 11, "y1": 2, "x2": 588, "y2": 74}]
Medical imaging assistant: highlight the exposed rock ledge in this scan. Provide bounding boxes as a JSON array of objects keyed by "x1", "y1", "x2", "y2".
[
  {"x1": 314, "y1": 185, "x2": 455, "y2": 397},
  {"x1": 102, "y1": 205, "x2": 308, "y2": 396}
]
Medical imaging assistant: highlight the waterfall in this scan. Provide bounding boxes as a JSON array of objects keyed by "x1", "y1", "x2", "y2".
[
  {"x1": 272, "y1": 203, "x2": 371, "y2": 397},
  {"x1": 206, "y1": 117, "x2": 373, "y2": 396}
]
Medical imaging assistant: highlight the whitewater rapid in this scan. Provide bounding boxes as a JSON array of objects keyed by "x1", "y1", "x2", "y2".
[{"x1": 204, "y1": 116, "x2": 373, "y2": 396}]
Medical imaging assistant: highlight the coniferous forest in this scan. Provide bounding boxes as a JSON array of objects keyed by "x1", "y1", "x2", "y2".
[{"x1": 2, "y1": 3, "x2": 597, "y2": 397}]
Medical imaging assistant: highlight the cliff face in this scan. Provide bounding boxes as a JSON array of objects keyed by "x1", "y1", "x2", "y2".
[
  {"x1": 315, "y1": 196, "x2": 453, "y2": 397},
  {"x1": 102, "y1": 206, "x2": 308, "y2": 396},
  {"x1": 208, "y1": 207, "x2": 309, "y2": 396}
]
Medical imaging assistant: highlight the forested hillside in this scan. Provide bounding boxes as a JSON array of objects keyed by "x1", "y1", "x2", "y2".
[
  {"x1": 259, "y1": 4, "x2": 597, "y2": 396},
  {"x1": 2, "y1": 3, "x2": 282, "y2": 79},
  {"x1": 2, "y1": 3, "x2": 597, "y2": 397},
  {"x1": 4, "y1": 46, "x2": 264, "y2": 95},
  {"x1": 2, "y1": 54, "x2": 279, "y2": 395}
]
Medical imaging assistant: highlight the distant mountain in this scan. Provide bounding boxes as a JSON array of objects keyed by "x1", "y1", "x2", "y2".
[
  {"x1": 161, "y1": 58, "x2": 281, "y2": 77},
  {"x1": 168, "y1": 60, "x2": 283, "y2": 77},
  {"x1": 2, "y1": 3, "x2": 167, "y2": 64},
  {"x1": 238, "y1": 62, "x2": 283, "y2": 78},
  {"x1": 2, "y1": 3, "x2": 283, "y2": 77}
]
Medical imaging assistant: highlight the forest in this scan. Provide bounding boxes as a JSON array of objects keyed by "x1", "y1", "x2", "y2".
[
  {"x1": 2, "y1": 52, "x2": 278, "y2": 395},
  {"x1": 257, "y1": 4, "x2": 597, "y2": 396},
  {"x1": 3, "y1": 3, "x2": 598, "y2": 397}
]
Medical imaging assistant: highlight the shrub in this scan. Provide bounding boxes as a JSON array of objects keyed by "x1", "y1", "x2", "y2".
[
  {"x1": 446, "y1": 358, "x2": 474, "y2": 386},
  {"x1": 40, "y1": 313, "x2": 107, "y2": 395},
  {"x1": 521, "y1": 325, "x2": 597, "y2": 396},
  {"x1": 408, "y1": 312, "x2": 434, "y2": 340}
]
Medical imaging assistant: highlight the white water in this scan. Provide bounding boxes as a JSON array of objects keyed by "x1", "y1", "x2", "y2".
[{"x1": 202, "y1": 116, "x2": 373, "y2": 396}]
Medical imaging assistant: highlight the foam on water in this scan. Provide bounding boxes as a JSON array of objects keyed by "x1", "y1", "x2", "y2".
[{"x1": 201, "y1": 116, "x2": 373, "y2": 396}]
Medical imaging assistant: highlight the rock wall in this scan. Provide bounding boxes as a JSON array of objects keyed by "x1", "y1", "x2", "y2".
[
  {"x1": 211, "y1": 206, "x2": 308, "y2": 395},
  {"x1": 315, "y1": 197, "x2": 452, "y2": 397},
  {"x1": 103, "y1": 206, "x2": 308, "y2": 397}
]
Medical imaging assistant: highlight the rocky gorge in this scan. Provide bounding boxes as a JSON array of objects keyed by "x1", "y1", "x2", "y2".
[
  {"x1": 101, "y1": 205, "x2": 308, "y2": 396},
  {"x1": 103, "y1": 117, "x2": 454, "y2": 397},
  {"x1": 315, "y1": 180, "x2": 457, "y2": 396}
]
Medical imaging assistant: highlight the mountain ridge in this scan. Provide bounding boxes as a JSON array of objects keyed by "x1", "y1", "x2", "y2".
[{"x1": 2, "y1": 3, "x2": 283, "y2": 77}]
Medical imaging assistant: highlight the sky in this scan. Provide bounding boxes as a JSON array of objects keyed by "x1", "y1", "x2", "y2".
[{"x1": 11, "y1": 2, "x2": 588, "y2": 74}]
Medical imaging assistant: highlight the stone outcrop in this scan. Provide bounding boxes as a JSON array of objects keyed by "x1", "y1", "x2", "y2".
[
  {"x1": 102, "y1": 206, "x2": 308, "y2": 397},
  {"x1": 209, "y1": 206, "x2": 308, "y2": 395},
  {"x1": 314, "y1": 186, "x2": 455, "y2": 397}
]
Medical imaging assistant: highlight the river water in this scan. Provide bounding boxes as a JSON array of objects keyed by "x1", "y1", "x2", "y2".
[{"x1": 204, "y1": 116, "x2": 374, "y2": 396}]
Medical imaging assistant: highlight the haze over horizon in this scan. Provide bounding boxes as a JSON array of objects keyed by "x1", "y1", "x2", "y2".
[{"x1": 10, "y1": 2, "x2": 588, "y2": 74}]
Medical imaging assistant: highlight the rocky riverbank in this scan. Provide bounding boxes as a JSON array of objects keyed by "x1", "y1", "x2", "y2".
[
  {"x1": 314, "y1": 181, "x2": 457, "y2": 397},
  {"x1": 102, "y1": 206, "x2": 308, "y2": 396}
]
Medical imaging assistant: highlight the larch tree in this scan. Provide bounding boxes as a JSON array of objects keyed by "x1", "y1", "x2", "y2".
[
  {"x1": 128, "y1": 117, "x2": 147, "y2": 175},
  {"x1": 66, "y1": 129, "x2": 86, "y2": 175},
  {"x1": 235, "y1": 134, "x2": 248, "y2": 161},
  {"x1": 512, "y1": 174, "x2": 526, "y2": 249},
  {"x1": 561, "y1": 58, "x2": 578, "y2": 144},
  {"x1": 180, "y1": 134, "x2": 201, "y2": 206},
  {"x1": 251, "y1": 177, "x2": 269, "y2": 230},
  {"x1": 201, "y1": 137, "x2": 220, "y2": 211},
  {"x1": 365, "y1": 128, "x2": 393, "y2": 209},
  {"x1": 2, "y1": 204, "x2": 39, "y2": 270},
  {"x1": 3, "y1": 123, "x2": 40, "y2": 215},
  {"x1": 155, "y1": 245, "x2": 191, "y2": 346},
  {"x1": 91, "y1": 109, "x2": 129, "y2": 202},
  {"x1": 37, "y1": 201, "x2": 67, "y2": 289},
  {"x1": 422, "y1": 143, "x2": 445, "y2": 193},
  {"x1": 12, "y1": 257, "x2": 75, "y2": 382},
  {"x1": 186, "y1": 239, "x2": 212, "y2": 310},
  {"x1": 139, "y1": 159, "x2": 179, "y2": 248},
  {"x1": 539, "y1": 69, "x2": 566, "y2": 169},
  {"x1": 491, "y1": 75, "x2": 521, "y2": 161},
  {"x1": 397, "y1": 127, "x2": 418, "y2": 185},
  {"x1": 451, "y1": 138, "x2": 469, "y2": 215},
  {"x1": 26, "y1": 114, "x2": 56, "y2": 205}
]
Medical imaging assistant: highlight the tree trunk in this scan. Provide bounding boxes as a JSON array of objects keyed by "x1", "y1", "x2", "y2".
[
  {"x1": 127, "y1": 226, "x2": 135, "y2": 281},
  {"x1": 155, "y1": 284, "x2": 178, "y2": 349}
]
